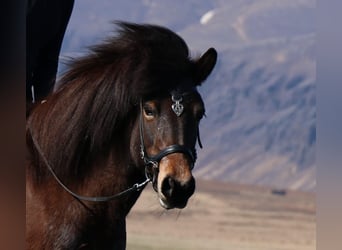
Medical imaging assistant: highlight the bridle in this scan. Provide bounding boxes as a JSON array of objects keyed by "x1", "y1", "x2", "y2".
[
  {"x1": 28, "y1": 90, "x2": 202, "y2": 202},
  {"x1": 139, "y1": 92, "x2": 201, "y2": 183}
]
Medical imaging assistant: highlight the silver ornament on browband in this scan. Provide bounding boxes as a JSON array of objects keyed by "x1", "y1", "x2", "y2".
[{"x1": 171, "y1": 94, "x2": 184, "y2": 116}]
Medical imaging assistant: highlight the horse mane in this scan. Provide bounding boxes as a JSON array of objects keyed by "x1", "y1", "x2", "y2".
[{"x1": 27, "y1": 22, "x2": 198, "y2": 182}]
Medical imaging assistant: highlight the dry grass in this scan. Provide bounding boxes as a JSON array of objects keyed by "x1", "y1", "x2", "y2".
[{"x1": 126, "y1": 179, "x2": 315, "y2": 250}]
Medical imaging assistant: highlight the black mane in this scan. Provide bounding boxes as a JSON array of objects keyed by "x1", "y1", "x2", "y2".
[{"x1": 27, "y1": 22, "x2": 199, "y2": 182}]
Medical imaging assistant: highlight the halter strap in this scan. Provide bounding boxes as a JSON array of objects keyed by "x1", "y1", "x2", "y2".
[{"x1": 143, "y1": 144, "x2": 196, "y2": 164}]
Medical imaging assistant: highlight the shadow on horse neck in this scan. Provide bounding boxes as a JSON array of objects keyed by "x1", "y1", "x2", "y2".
[{"x1": 26, "y1": 22, "x2": 217, "y2": 249}]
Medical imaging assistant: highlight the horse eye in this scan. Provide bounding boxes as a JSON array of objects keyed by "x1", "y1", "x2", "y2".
[{"x1": 143, "y1": 105, "x2": 156, "y2": 118}]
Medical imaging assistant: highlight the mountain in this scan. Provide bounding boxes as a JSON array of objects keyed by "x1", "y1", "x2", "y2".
[{"x1": 59, "y1": 0, "x2": 316, "y2": 191}]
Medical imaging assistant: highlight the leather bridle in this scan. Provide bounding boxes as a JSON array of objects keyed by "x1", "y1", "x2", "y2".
[
  {"x1": 139, "y1": 92, "x2": 202, "y2": 183},
  {"x1": 28, "y1": 91, "x2": 202, "y2": 202}
]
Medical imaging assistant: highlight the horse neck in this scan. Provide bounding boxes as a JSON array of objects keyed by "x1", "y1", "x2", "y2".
[
  {"x1": 29, "y1": 116, "x2": 143, "y2": 194},
  {"x1": 71, "y1": 123, "x2": 142, "y2": 196},
  {"x1": 72, "y1": 131, "x2": 145, "y2": 217}
]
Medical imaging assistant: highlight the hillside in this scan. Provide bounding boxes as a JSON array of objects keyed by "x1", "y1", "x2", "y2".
[{"x1": 60, "y1": 0, "x2": 316, "y2": 191}]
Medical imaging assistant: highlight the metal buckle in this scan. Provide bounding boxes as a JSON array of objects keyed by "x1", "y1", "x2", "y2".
[{"x1": 171, "y1": 95, "x2": 184, "y2": 116}]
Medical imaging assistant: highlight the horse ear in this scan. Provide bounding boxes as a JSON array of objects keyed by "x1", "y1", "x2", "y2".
[{"x1": 194, "y1": 48, "x2": 217, "y2": 85}]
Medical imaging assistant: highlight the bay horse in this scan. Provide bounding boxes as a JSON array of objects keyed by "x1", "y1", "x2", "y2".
[{"x1": 26, "y1": 22, "x2": 217, "y2": 249}]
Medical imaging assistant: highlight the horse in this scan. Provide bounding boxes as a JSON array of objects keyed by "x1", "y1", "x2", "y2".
[{"x1": 26, "y1": 22, "x2": 217, "y2": 249}]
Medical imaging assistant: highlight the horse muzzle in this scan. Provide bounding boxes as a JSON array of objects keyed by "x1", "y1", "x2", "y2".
[
  {"x1": 156, "y1": 154, "x2": 196, "y2": 209},
  {"x1": 158, "y1": 175, "x2": 195, "y2": 209}
]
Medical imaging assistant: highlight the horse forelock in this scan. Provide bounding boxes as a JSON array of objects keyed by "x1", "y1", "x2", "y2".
[{"x1": 28, "y1": 22, "x2": 197, "y2": 182}]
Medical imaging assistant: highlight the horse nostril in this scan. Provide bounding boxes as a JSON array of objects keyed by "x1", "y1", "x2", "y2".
[
  {"x1": 160, "y1": 176, "x2": 196, "y2": 209},
  {"x1": 161, "y1": 177, "x2": 175, "y2": 198}
]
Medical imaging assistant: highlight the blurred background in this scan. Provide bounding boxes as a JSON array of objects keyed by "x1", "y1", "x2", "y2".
[{"x1": 59, "y1": 1, "x2": 316, "y2": 249}]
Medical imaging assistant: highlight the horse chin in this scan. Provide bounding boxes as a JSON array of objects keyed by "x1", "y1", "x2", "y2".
[
  {"x1": 159, "y1": 197, "x2": 173, "y2": 210},
  {"x1": 158, "y1": 195, "x2": 188, "y2": 210}
]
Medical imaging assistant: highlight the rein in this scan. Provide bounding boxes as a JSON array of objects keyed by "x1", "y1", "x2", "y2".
[{"x1": 28, "y1": 125, "x2": 150, "y2": 202}]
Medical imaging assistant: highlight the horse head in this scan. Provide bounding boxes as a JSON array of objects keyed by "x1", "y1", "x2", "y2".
[{"x1": 133, "y1": 48, "x2": 217, "y2": 209}]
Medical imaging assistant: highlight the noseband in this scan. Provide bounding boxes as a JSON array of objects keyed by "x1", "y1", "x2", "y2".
[{"x1": 139, "y1": 92, "x2": 202, "y2": 181}]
